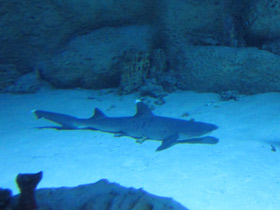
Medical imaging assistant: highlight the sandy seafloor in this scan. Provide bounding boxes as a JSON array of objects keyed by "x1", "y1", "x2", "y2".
[{"x1": 1, "y1": 88, "x2": 280, "y2": 210}]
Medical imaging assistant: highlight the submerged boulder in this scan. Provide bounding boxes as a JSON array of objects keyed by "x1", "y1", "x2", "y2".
[
  {"x1": 0, "y1": 64, "x2": 21, "y2": 92},
  {"x1": 177, "y1": 46, "x2": 280, "y2": 94},
  {"x1": 157, "y1": 0, "x2": 225, "y2": 69},
  {"x1": 2, "y1": 0, "x2": 280, "y2": 94},
  {"x1": 0, "y1": 0, "x2": 155, "y2": 73},
  {"x1": 38, "y1": 25, "x2": 155, "y2": 89},
  {"x1": 30, "y1": 179, "x2": 189, "y2": 210},
  {"x1": 245, "y1": 0, "x2": 280, "y2": 45},
  {"x1": 0, "y1": 188, "x2": 12, "y2": 210},
  {"x1": 0, "y1": 0, "x2": 73, "y2": 72},
  {"x1": 10, "y1": 176, "x2": 188, "y2": 210}
]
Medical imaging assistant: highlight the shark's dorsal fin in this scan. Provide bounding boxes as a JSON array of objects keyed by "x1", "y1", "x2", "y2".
[
  {"x1": 91, "y1": 108, "x2": 106, "y2": 119},
  {"x1": 134, "y1": 101, "x2": 154, "y2": 117}
]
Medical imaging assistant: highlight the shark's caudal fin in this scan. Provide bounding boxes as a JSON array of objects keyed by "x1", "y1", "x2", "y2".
[
  {"x1": 33, "y1": 110, "x2": 79, "y2": 129},
  {"x1": 134, "y1": 101, "x2": 154, "y2": 117}
]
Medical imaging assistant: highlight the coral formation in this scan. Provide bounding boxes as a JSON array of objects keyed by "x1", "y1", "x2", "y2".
[
  {"x1": 220, "y1": 90, "x2": 240, "y2": 101},
  {"x1": 118, "y1": 48, "x2": 171, "y2": 97},
  {"x1": 118, "y1": 50, "x2": 150, "y2": 94}
]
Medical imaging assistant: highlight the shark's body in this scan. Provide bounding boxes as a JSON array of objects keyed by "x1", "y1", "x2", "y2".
[{"x1": 33, "y1": 102, "x2": 219, "y2": 151}]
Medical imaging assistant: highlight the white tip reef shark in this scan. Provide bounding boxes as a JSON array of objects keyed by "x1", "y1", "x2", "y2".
[{"x1": 33, "y1": 101, "x2": 219, "y2": 151}]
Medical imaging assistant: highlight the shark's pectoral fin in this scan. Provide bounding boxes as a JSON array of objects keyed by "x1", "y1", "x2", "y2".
[{"x1": 156, "y1": 134, "x2": 179, "y2": 152}]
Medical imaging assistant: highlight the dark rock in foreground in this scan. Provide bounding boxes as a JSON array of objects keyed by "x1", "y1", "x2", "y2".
[
  {"x1": 0, "y1": 188, "x2": 12, "y2": 210},
  {"x1": 11, "y1": 179, "x2": 188, "y2": 210}
]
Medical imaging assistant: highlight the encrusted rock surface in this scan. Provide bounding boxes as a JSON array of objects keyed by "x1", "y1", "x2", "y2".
[
  {"x1": 39, "y1": 25, "x2": 154, "y2": 89},
  {"x1": 11, "y1": 179, "x2": 188, "y2": 210},
  {"x1": 0, "y1": 64, "x2": 21, "y2": 92},
  {"x1": 1, "y1": 0, "x2": 280, "y2": 94},
  {"x1": 245, "y1": 0, "x2": 280, "y2": 45},
  {"x1": 0, "y1": 0, "x2": 154, "y2": 73},
  {"x1": 177, "y1": 46, "x2": 280, "y2": 94}
]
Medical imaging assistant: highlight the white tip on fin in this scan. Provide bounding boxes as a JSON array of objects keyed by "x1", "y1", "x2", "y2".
[{"x1": 135, "y1": 101, "x2": 153, "y2": 116}]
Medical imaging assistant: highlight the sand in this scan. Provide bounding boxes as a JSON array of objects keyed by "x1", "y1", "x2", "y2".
[{"x1": 1, "y1": 88, "x2": 280, "y2": 210}]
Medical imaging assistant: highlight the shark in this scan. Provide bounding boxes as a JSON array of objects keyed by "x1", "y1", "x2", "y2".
[{"x1": 33, "y1": 101, "x2": 219, "y2": 151}]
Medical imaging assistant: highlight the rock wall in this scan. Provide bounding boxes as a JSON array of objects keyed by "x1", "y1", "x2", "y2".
[
  {"x1": 177, "y1": 46, "x2": 280, "y2": 94},
  {"x1": 245, "y1": 0, "x2": 280, "y2": 45},
  {"x1": 1, "y1": 0, "x2": 280, "y2": 94}
]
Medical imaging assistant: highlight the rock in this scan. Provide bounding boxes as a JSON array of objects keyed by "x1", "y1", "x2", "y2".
[
  {"x1": 156, "y1": 0, "x2": 223, "y2": 72},
  {"x1": 262, "y1": 39, "x2": 280, "y2": 55},
  {"x1": 0, "y1": 64, "x2": 21, "y2": 92},
  {"x1": 5, "y1": 71, "x2": 42, "y2": 94},
  {"x1": 16, "y1": 171, "x2": 43, "y2": 210},
  {"x1": 221, "y1": 0, "x2": 250, "y2": 47},
  {"x1": 157, "y1": 0, "x2": 251, "y2": 70},
  {"x1": 0, "y1": 188, "x2": 12, "y2": 210},
  {"x1": 245, "y1": 0, "x2": 280, "y2": 45},
  {"x1": 2, "y1": 0, "x2": 280, "y2": 95},
  {"x1": 0, "y1": 0, "x2": 155, "y2": 73},
  {"x1": 0, "y1": 0, "x2": 73, "y2": 72},
  {"x1": 150, "y1": 49, "x2": 168, "y2": 77},
  {"x1": 177, "y1": 46, "x2": 280, "y2": 94},
  {"x1": 11, "y1": 179, "x2": 188, "y2": 210},
  {"x1": 159, "y1": 0, "x2": 226, "y2": 43},
  {"x1": 157, "y1": 71, "x2": 178, "y2": 93},
  {"x1": 157, "y1": 0, "x2": 226, "y2": 61},
  {"x1": 51, "y1": 0, "x2": 155, "y2": 30},
  {"x1": 220, "y1": 90, "x2": 240, "y2": 101},
  {"x1": 39, "y1": 25, "x2": 154, "y2": 89},
  {"x1": 139, "y1": 79, "x2": 167, "y2": 98}
]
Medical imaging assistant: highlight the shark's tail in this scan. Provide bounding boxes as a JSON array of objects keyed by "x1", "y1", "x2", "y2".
[{"x1": 33, "y1": 110, "x2": 80, "y2": 129}]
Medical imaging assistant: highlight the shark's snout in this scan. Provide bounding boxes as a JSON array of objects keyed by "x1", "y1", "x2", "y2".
[
  {"x1": 195, "y1": 122, "x2": 218, "y2": 136},
  {"x1": 209, "y1": 124, "x2": 218, "y2": 131}
]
